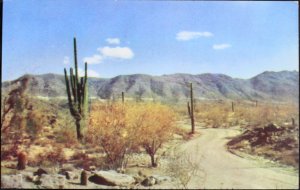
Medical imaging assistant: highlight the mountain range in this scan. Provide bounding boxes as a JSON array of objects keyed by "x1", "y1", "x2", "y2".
[{"x1": 2, "y1": 71, "x2": 299, "y2": 103}]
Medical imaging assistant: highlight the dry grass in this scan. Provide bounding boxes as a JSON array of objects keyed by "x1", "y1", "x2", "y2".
[
  {"x1": 27, "y1": 144, "x2": 67, "y2": 167},
  {"x1": 236, "y1": 102, "x2": 299, "y2": 127},
  {"x1": 172, "y1": 100, "x2": 298, "y2": 129}
]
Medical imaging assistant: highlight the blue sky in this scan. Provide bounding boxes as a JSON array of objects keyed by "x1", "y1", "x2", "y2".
[{"x1": 2, "y1": 0, "x2": 298, "y2": 81}]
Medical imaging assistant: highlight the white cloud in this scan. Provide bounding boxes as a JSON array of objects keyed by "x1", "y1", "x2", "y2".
[
  {"x1": 63, "y1": 56, "x2": 70, "y2": 65},
  {"x1": 83, "y1": 54, "x2": 103, "y2": 64},
  {"x1": 98, "y1": 46, "x2": 134, "y2": 59},
  {"x1": 78, "y1": 68, "x2": 100, "y2": 78},
  {"x1": 106, "y1": 38, "x2": 120, "y2": 45},
  {"x1": 176, "y1": 31, "x2": 213, "y2": 41},
  {"x1": 213, "y1": 43, "x2": 231, "y2": 50}
]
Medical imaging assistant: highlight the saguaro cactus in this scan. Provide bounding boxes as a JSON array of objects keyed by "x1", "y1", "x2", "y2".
[
  {"x1": 232, "y1": 102, "x2": 234, "y2": 112},
  {"x1": 64, "y1": 38, "x2": 88, "y2": 141},
  {"x1": 187, "y1": 83, "x2": 195, "y2": 134},
  {"x1": 122, "y1": 91, "x2": 125, "y2": 103},
  {"x1": 80, "y1": 170, "x2": 87, "y2": 185},
  {"x1": 17, "y1": 152, "x2": 27, "y2": 170}
]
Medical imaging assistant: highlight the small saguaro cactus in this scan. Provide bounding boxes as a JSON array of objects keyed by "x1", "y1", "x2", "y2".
[
  {"x1": 17, "y1": 152, "x2": 27, "y2": 170},
  {"x1": 187, "y1": 83, "x2": 195, "y2": 134},
  {"x1": 64, "y1": 38, "x2": 88, "y2": 141},
  {"x1": 80, "y1": 170, "x2": 87, "y2": 185},
  {"x1": 255, "y1": 100, "x2": 258, "y2": 107},
  {"x1": 292, "y1": 118, "x2": 295, "y2": 127},
  {"x1": 232, "y1": 102, "x2": 234, "y2": 112},
  {"x1": 122, "y1": 91, "x2": 125, "y2": 103}
]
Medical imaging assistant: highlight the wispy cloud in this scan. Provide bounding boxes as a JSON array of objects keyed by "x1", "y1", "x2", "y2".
[
  {"x1": 98, "y1": 46, "x2": 134, "y2": 59},
  {"x1": 63, "y1": 56, "x2": 70, "y2": 65},
  {"x1": 106, "y1": 38, "x2": 120, "y2": 45},
  {"x1": 78, "y1": 68, "x2": 100, "y2": 78},
  {"x1": 176, "y1": 31, "x2": 213, "y2": 41},
  {"x1": 83, "y1": 54, "x2": 103, "y2": 64},
  {"x1": 213, "y1": 43, "x2": 231, "y2": 50}
]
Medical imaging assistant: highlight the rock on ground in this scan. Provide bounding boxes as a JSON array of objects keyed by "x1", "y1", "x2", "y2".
[
  {"x1": 38, "y1": 174, "x2": 66, "y2": 189},
  {"x1": 141, "y1": 176, "x2": 156, "y2": 186},
  {"x1": 1, "y1": 174, "x2": 35, "y2": 189},
  {"x1": 89, "y1": 170, "x2": 135, "y2": 187}
]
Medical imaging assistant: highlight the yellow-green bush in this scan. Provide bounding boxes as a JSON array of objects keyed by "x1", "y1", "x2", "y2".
[{"x1": 87, "y1": 102, "x2": 177, "y2": 168}]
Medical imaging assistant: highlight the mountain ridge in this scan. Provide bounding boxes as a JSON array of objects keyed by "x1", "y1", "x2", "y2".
[{"x1": 2, "y1": 71, "x2": 299, "y2": 102}]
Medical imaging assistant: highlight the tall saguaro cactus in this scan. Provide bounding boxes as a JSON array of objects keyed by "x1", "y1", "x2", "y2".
[
  {"x1": 64, "y1": 38, "x2": 88, "y2": 141},
  {"x1": 187, "y1": 83, "x2": 195, "y2": 134}
]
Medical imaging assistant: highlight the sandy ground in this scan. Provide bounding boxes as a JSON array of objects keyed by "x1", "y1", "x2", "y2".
[{"x1": 178, "y1": 127, "x2": 299, "y2": 189}]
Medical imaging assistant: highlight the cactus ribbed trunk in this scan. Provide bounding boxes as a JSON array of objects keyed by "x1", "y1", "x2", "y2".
[
  {"x1": 76, "y1": 119, "x2": 83, "y2": 140},
  {"x1": 232, "y1": 102, "x2": 234, "y2": 112},
  {"x1": 187, "y1": 101, "x2": 191, "y2": 117},
  {"x1": 122, "y1": 92, "x2": 124, "y2": 103},
  {"x1": 64, "y1": 38, "x2": 88, "y2": 141},
  {"x1": 190, "y1": 83, "x2": 195, "y2": 134}
]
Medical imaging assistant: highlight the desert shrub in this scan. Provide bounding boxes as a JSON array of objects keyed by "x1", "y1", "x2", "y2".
[
  {"x1": 1, "y1": 144, "x2": 19, "y2": 160},
  {"x1": 26, "y1": 110, "x2": 44, "y2": 141},
  {"x1": 1, "y1": 78, "x2": 29, "y2": 145},
  {"x1": 237, "y1": 103, "x2": 299, "y2": 127},
  {"x1": 70, "y1": 151, "x2": 89, "y2": 160},
  {"x1": 55, "y1": 127, "x2": 78, "y2": 148},
  {"x1": 70, "y1": 151, "x2": 98, "y2": 170},
  {"x1": 28, "y1": 145, "x2": 67, "y2": 167},
  {"x1": 136, "y1": 103, "x2": 177, "y2": 167},
  {"x1": 88, "y1": 102, "x2": 135, "y2": 169},
  {"x1": 53, "y1": 108, "x2": 79, "y2": 148},
  {"x1": 55, "y1": 114, "x2": 78, "y2": 147},
  {"x1": 189, "y1": 100, "x2": 299, "y2": 129},
  {"x1": 171, "y1": 102, "x2": 191, "y2": 119},
  {"x1": 87, "y1": 102, "x2": 177, "y2": 169},
  {"x1": 173, "y1": 126, "x2": 191, "y2": 141},
  {"x1": 166, "y1": 145, "x2": 206, "y2": 189},
  {"x1": 72, "y1": 153, "x2": 104, "y2": 170},
  {"x1": 201, "y1": 104, "x2": 229, "y2": 128}
]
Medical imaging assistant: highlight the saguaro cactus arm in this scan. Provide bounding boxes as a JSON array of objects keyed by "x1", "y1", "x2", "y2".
[
  {"x1": 64, "y1": 68, "x2": 73, "y2": 107},
  {"x1": 83, "y1": 62, "x2": 88, "y2": 116}
]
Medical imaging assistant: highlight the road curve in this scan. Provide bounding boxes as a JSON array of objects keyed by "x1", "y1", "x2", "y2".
[{"x1": 179, "y1": 127, "x2": 299, "y2": 189}]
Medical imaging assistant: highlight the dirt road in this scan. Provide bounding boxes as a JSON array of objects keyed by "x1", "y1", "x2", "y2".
[{"x1": 178, "y1": 127, "x2": 299, "y2": 189}]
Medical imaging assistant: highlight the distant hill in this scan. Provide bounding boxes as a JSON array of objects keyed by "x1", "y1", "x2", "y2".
[{"x1": 2, "y1": 71, "x2": 299, "y2": 102}]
